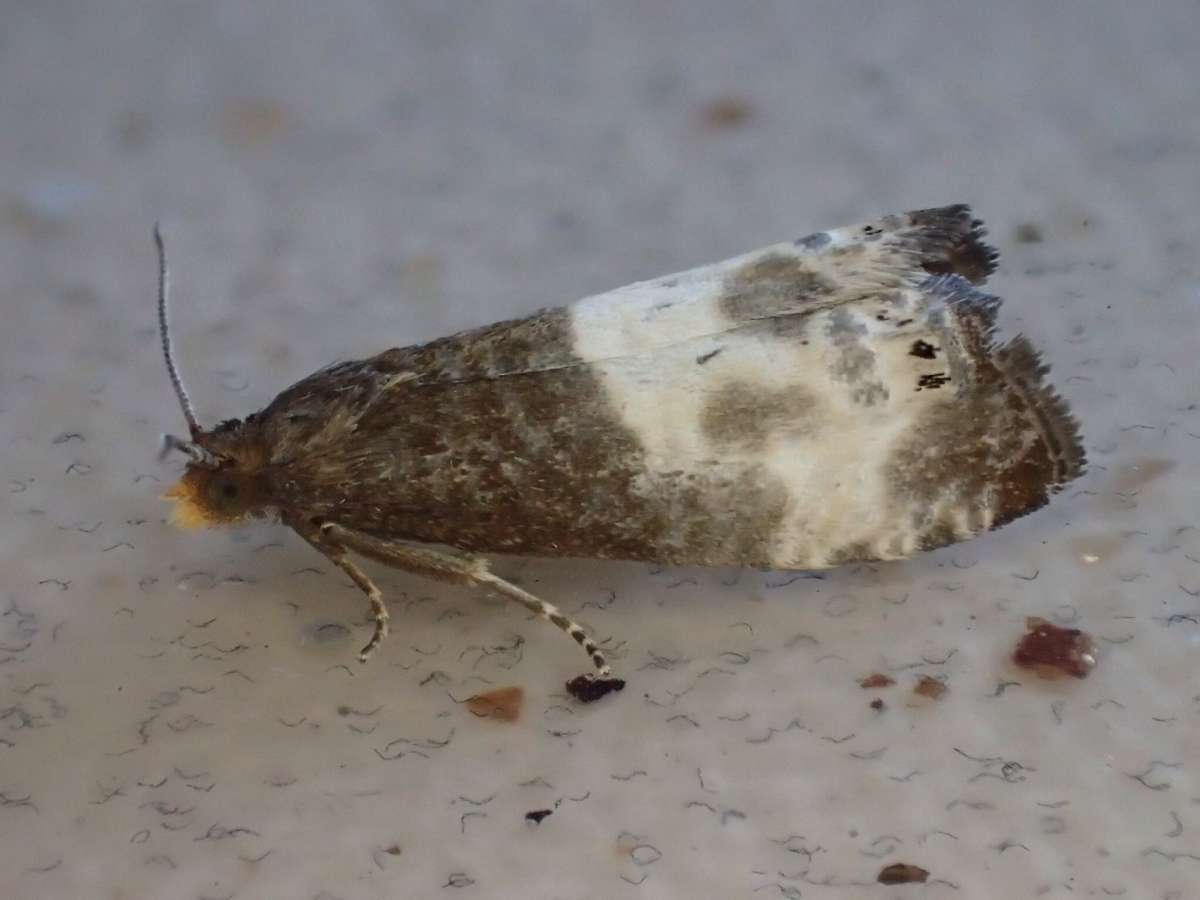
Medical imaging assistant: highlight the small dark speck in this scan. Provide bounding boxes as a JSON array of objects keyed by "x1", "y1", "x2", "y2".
[
  {"x1": 696, "y1": 348, "x2": 723, "y2": 365},
  {"x1": 525, "y1": 808, "x2": 553, "y2": 825},
  {"x1": 566, "y1": 675, "x2": 625, "y2": 703},
  {"x1": 1014, "y1": 222, "x2": 1044, "y2": 244},
  {"x1": 916, "y1": 373, "x2": 951, "y2": 391}
]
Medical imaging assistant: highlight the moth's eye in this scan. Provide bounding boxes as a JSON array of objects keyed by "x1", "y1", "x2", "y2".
[{"x1": 208, "y1": 477, "x2": 241, "y2": 506}]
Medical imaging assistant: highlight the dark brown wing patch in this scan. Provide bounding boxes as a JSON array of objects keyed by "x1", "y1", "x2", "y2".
[
  {"x1": 720, "y1": 253, "x2": 837, "y2": 324},
  {"x1": 906, "y1": 205, "x2": 999, "y2": 284},
  {"x1": 266, "y1": 347, "x2": 791, "y2": 566}
]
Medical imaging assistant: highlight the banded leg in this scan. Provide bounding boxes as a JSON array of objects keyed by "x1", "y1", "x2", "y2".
[
  {"x1": 296, "y1": 525, "x2": 390, "y2": 661},
  {"x1": 299, "y1": 521, "x2": 624, "y2": 701}
]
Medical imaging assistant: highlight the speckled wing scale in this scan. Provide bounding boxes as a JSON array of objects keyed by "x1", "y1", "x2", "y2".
[{"x1": 160, "y1": 205, "x2": 1085, "y2": 701}]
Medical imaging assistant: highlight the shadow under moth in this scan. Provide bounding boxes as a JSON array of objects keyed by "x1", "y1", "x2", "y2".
[{"x1": 156, "y1": 205, "x2": 1084, "y2": 702}]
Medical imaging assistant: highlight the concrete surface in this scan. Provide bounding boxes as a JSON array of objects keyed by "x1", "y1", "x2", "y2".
[{"x1": 2, "y1": 2, "x2": 1198, "y2": 898}]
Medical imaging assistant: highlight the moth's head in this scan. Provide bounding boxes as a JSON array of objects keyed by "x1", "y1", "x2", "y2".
[
  {"x1": 153, "y1": 224, "x2": 272, "y2": 530},
  {"x1": 161, "y1": 423, "x2": 271, "y2": 529}
]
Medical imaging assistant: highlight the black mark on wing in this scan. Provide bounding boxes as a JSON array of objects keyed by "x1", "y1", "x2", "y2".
[
  {"x1": 916, "y1": 373, "x2": 951, "y2": 391},
  {"x1": 910, "y1": 340, "x2": 939, "y2": 359}
]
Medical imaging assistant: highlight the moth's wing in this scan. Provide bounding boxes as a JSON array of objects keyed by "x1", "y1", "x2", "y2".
[
  {"x1": 257, "y1": 205, "x2": 1083, "y2": 569},
  {"x1": 374, "y1": 204, "x2": 997, "y2": 383}
]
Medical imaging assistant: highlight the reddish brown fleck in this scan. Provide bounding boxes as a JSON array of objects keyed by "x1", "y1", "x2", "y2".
[
  {"x1": 1013, "y1": 617, "x2": 1098, "y2": 679},
  {"x1": 859, "y1": 672, "x2": 895, "y2": 689},
  {"x1": 222, "y1": 99, "x2": 289, "y2": 148},
  {"x1": 913, "y1": 675, "x2": 947, "y2": 700},
  {"x1": 466, "y1": 686, "x2": 525, "y2": 722},
  {"x1": 878, "y1": 863, "x2": 930, "y2": 884},
  {"x1": 699, "y1": 97, "x2": 755, "y2": 130}
]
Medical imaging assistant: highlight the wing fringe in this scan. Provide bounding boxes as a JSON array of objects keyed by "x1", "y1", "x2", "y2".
[
  {"x1": 904, "y1": 204, "x2": 999, "y2": 285},
  {"x1": 925, "y1": 273, "x2": 1085, "y2": 491}
]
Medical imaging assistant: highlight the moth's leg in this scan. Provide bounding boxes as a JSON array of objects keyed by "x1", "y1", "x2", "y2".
[
  {"x1": 315, "y1": 522, "x2": 625, "y2": 701},
  {"x1": 295, "y1": 525, "x2": 391, "y2": 661}
]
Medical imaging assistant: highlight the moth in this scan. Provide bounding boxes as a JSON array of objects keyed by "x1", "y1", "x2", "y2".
[{"x1": 156, "y1": 205, "x2": 1084, "y2": 701}]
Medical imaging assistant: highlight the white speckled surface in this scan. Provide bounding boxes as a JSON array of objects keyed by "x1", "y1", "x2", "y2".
[{"x1": 3, "y1": 3, "x2": 1199, "y2": 898}]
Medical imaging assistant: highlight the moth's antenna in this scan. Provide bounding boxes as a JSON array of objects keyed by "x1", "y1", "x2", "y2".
[{"x1": 154, "y1": 223, "x2": 201, "y2": 437}]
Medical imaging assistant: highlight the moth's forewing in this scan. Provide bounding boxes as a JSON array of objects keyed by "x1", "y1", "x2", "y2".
[{"x1": 256, "y1": 206, "x2": 1083, "y2": 568}]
